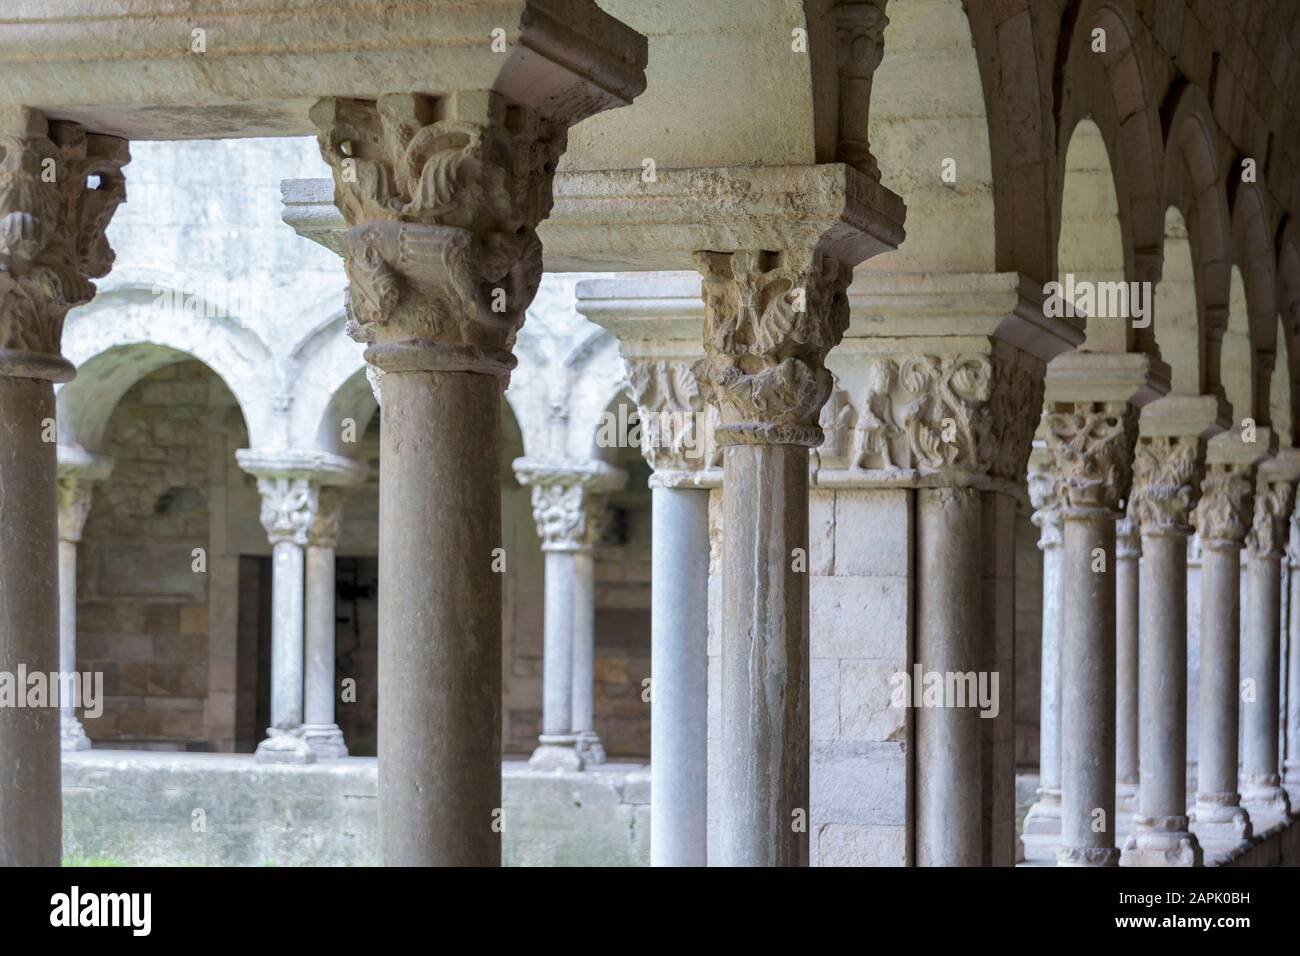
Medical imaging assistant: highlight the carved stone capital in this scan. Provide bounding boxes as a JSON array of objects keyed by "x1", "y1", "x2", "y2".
[
  {"x1": 513, "y1": 458, "x2": 626, "y2": 552},
  {"x1": 1247, "y1": 479, "x2": 1296, "y2": 560},
  {"x1": 255, "y1": 477, "x2": 318, "y2": 548},
  {"x1": 1193, "y1": 465, "x2": 1255, "y2": 548},
  {"x1": 850, "y1": 348, "x2": 1042, "y2": 483},
  {"x1": 1130, "y1": 436, "x2": 1203, "y2": 537},
  {"x1": 624, "y1": 358, "x2": 713, "y2": 474},
  {"x1": 311, "y1": 92, "x2": 564, "y2": 372},
  {"x1": 834, "y1": 0, "x2": 888, "y2": 181},
  {"x1": 0, "y1": 109, "x2": 128, "y2": 378},
  {"x1": 1116, "y1": 508, "x2": 1141, "y2": 559},
  {"x1": 692, "y1": 248, "x2": 852, "y2": 447},
  {"x1": 1027, "y1": 444, "x2": 1062, "y2": 550},
  {"x1": 1043, "y1": 401, "x2": 1138, "y2": 516},
  {"x1": 55, "y1": 446, "x2": 113, "y2": 543},
  {"x1": 307, "y1": 485, "x2": 347, "y2": 550}
]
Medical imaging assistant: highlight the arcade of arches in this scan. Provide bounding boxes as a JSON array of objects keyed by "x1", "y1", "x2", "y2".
[{"x1": 4, "y1": 0, "x2": 1300, "y2": 868}]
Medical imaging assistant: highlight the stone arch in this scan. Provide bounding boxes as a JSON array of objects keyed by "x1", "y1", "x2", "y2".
[
  {"x1": 1055, "y1": 0, "x2": 1165, "y2": 296},
  {"x1": 1275, "y1": 219, "x2": 1300, "y2": 440},
  {"x1": 1230, "y1": 180, "x2": 1280, "y2": 426},
  {"x1": 1224, "y1": 266, "x2": 1253, "y2": 428},
  {"x1": 58, "y1": 285, "x2": 274, "y2": 451},
  {"x1": 1159, "y1": 82, "x2": 1232, "y2": 399},
  {"x1": 964, "y1": 0, "x2": 1057, "y2": 284},
  {"x1": 862, "y1": 0, "x2": 995, "y2": 275}
]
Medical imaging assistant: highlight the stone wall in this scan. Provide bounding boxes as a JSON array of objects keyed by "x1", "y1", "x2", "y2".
[
  {"x1": 77, "y1": 361, "x2": 248, "y2": 749},
  {"x1": 62, "y1": 753, "x2": 650, "y2": 867}
]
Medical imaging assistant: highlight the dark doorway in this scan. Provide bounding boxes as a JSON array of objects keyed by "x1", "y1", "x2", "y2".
[{"x1": 234, "y1": 555, "x2": 272, "y2": 753}]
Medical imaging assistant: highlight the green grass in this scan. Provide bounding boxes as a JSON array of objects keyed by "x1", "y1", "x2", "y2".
[{"x1": 62, "y1": 856, "x2": 127, "y2": 867}]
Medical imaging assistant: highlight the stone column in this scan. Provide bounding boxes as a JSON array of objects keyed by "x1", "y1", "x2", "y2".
[
  {"x1": 626, "y1": 358, "x2": 714, "y2": 866},
  {"x1": 1240, "y1": 458, "x2": 1298, "y2": 828},
  {"x1": 1043, "y1": 351, "x2": 1162, "y2": 867},
  {"x1": 309, "y1": 79, "x2": 646, "y2": 863},
  {"x1": 0, "y1": 108, "x2": 127, "y2": 866},
  {"x1": 1120, "y1": 398, "x2": 1224, "y2": 867},
  {"x1": 1114, "y1": 505, "x2": 1140, "y2": 822},
  {"x1": 513, "y1": 459, "x2": 626, "y2": 771},
  {"x1": 1189, "y1": 432, "x2": 1267, "y2": 856},
  {"x1": 694, "y1": 249, "x2": 854, "y2": 868},
  {"x1": 249, "y1": 475, "x2": 316, "y2": 765},
  {"x1": 1022, "y1": 445, "x2": 1064, "y2": 861},
  {"x1": 55, "y1": 450, "x2": 113, "y2": 751},
  {"x1": 1285, "y1": 502, "x2": 1300, "y2": 807},
  {"x1": 301, "y1": 485, "x2": 349, "y2": 758}
]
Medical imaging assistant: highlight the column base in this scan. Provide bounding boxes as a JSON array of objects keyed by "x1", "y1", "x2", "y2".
[
  {"x1": 1119, "y1": 815, "x2": 1202, "y2": 867},
  {"x1": 574, "y1": 731, "x2": 606, "y2": 766},
  {"x1": 1056, "y1": 845, "x2": 1121, "y2": 867},
  {"x1": 1189, "y1": 794, "x2": 1253, "y2": 860},
  {"x1": 529, "y1": 735, "x2": 583, "y2": 772},
  {"x1": 301, "y1": 723, "x2": 349, "y2": 759},
  {"x1": 255, "y1": 728, "x2": 316, "y2": 765},
  {"x1": 60, "y1": 716, "x2": 91, "y2": 752},
  {"x1": 1240, "y1": 775, "x2": 1291, "y2": 830},
  {"x1": 1021, "y1": 789, "x2": 1061, "y2": 862}
]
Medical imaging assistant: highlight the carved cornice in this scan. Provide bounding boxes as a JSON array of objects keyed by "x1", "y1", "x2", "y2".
[
  {"x1": 1247, "y1": 480, "x2": 1296, "y2": 560},
  {"x1": 1130, "y1": 436, "x2": 1202, "y2": 537},
  {"x1": 513, "y1": 458, "x2": 626, "y2": 552},
  {"x1": 693, "y1": 248, "x2": 852, "y2": 447},
  {"x1": 311, "y1": 93, "x2": 565, "y2": 372},
  {"x1": 1043, "y1": 401, "x2": 1139, "y2": 516},
  {"x1": 1193, "y1": 465, "x2": 1255, "y2": 548},
  {"x1": 0, "y1": 111, "x2": 127, "y2": 376},
  {"x1": 624, "y1": 358, "x2": 712, "y2": 475}
]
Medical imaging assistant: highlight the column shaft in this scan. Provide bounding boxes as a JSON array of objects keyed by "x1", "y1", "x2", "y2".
[
  {"x1": 915, "y1": 487, "x2": 983, "y2": 866},
  {"x1": 379, "y1": 369, "x2": 502, "y2": 866},
  {"x1": 1241, "y1": 552, "x2": 1288, "y2": 821},
  {"x1": 1114, "y1": 539, "x2": 1139, "y2": 805},
  {"x1": 1058, "y1": 515, "x2": 1119, "y2": 865},
  {"x1": 719, "y1": 443, "x2": 809, "y2": 867},
  {"x1": 0, "y1": 377, "x2": 62, "y2": 866},
  {"x1": 1286, "y1": 556, "x2": 1300, "y2": 802},
  {"x1": 58, "y1": 539, "x2": 86, "y2": 744},
  {"x1": 650, "y1": 486, "x2": 710, "y2": 866},
  {"x1": 302, "y1": 541, "x2": 347, "y2": 756},
  {"x1": 571, "y1": 548, "x2": 603, "y2": 763}
]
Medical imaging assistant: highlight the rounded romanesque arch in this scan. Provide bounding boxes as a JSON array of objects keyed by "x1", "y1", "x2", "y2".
[
  {"x1": 58, "y1": 286, "x2": 274, "y2": 452},
  {"x1": 1231, "y1": 179, "x2": 1282, "y2": 426},
  {"x1": 1159, "y1": 82, "x2": 1233, "y2": 399}
]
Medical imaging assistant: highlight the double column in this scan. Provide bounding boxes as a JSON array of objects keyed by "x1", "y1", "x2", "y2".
[
  {"x1": 1189, "y1": 431, "x2": 1267, "y2": 856},
  {"x1": 55, "y1": 448, "x2": 114, "y2": 751},
  {"x1": 1240, "y1": 454, "x2": 1299, "y2": 829},
  {"x1": 514, "y1": 458, "x2": 626, "y2": 771},
  {"x1": 1042, "y1": 350, "x2": 1162, "y2": 866},
  {"x1": 0, "y1": 108, "x2": 128, "y2": 866},
  {"x1": 1285, "y1": 498, "x2": 1300, "y2": 807},
  {"x1": 1119, "y1": 397, "x2": 1224, "y2": 866}
]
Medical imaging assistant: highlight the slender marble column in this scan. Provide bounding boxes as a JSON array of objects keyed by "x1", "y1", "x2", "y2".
[
  {"x1": 649, "y1": 484, "x2": 710, "y2": 865},
  {"x1": 1285, "y1": 507, "x2": 1300, "y2": 807},
  {"x1": 1189, "y1": 449, "x2": 1259, "y2": 854},
  {"x1": 1045, "y1": 399, "x2": 1141, "y2": 867},
  {"x1": 625, "y1": 356, "x2": 714, "y2": 866},
  {"x1": 1022, "y1": 450, "x2": 1064, "y2": 861},
  {"x1": 55, "y1": 461, "x2": 111, "y2": 751},
  {"x1": 251, "y1": 476, "x2": 315, "y2": 765},
  {"x1": 1121, "y1": 430, "x2": 1209, "y2": 866},
  {"x1": 514, "y1": 459, "x2": 625, "y2": 771},
  {"x1": 1114, "y1": 509, "x2": 1140, "y2": 820},
  {"x1": 302, "y1": 486, "x2": 348, "y2": 758},
  {"x1": 1240, "y1": 473, "x2": 1296, "y2": 827},
  {"x1": 0, "y1": 109, "x2": 127, "y2": 866}
]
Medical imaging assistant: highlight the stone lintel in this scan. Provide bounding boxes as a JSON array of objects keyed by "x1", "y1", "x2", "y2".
[
  {"x1": 1044, "y1": 349, "x2": 1169, "y2": 410},
  {"x1": 284, "y1": 163, "x2": 906, "y2": 273},
  {"x1": 1205, "y1": 429, "x2": 1276, "y2": 470},
  {"x1": 235, "y1": 447, "x2": 369, "y2": 487},
  {"x1": 2, "y1": 0, "x2": 648, "y2": 140},
  {"x1": 1137, "y1": 394, "x2": 1231, "y2": 441},
  {"x1": 512, "y1": 457, "x2": 627, "y2": 494},
  {"x1": 56, "y1": 444, "x2": 114, "y2": 484}
]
